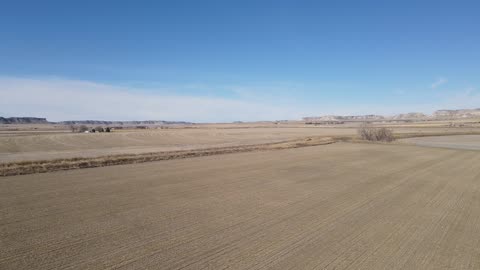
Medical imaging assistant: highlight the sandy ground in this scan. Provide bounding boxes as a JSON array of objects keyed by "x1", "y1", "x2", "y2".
[
  {"x1": 401, "y1": 135, "x2": 480, "y2": 150},
  {"x1": 1, "y1": 126, "x2": 477, "y2": 162},
  {"x1": 2, "y1": 142, "x2": 480, "y2": 269}
]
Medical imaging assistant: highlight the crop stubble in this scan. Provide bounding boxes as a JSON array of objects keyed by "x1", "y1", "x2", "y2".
[{"x1": 1, "y1": 142, "x2": 480, "y2": 269}]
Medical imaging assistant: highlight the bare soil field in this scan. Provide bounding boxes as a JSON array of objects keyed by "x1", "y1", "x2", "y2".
[
  {"x1": 401, "y1": 135, "x2": 480, "y2": 150},
  {"x1": 2, "y1": 143, "x2": 480, "y2": 269},
  {"x1": 0, "y1": 136, "x2": 336, "y2": 176},
  {"x1": 1, "y1": 125, "x2": 478, "y2": 163},
  {"x1": 0, "y1": 127, "x2": 353, "y2": 162}
]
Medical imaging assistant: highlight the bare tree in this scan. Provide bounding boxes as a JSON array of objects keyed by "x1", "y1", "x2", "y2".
[{"x1": 78, "y1": 125, "x2": 89, "y2": 133}]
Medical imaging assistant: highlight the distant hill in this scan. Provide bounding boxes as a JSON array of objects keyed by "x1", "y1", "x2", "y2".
[
  {"x1": 303, "y1": 115, "x2": 385, "y2": 122},
  {"x1": 391, "y1": 112, "x2": 428, "y2": 120},
  {"x1": 0, "y1": 117, "x2": 49, "y2": 124},
  {"x1": 58, "y1": 120, "x2": 193, "y2": 125},
  {"x1": 0, "y1": 117, "x2": 192, "y2": 125},
  {"x1": 304, "y1": 108, "x2": 480, "y2": 122},
  {"x1": 4, "y1": 108, "x2": 480, "y2": 125},
  {"x1": 433, "y1": 109, "x2": 480, "y2": 119}
]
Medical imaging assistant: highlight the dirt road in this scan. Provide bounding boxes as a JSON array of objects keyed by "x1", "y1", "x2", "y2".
[
  {"x1": 1, "y1": 143, "x2": 480, "y2": 269},
  {"x1": 401, "y1": 135, "x2": 480, "y2": 150}
]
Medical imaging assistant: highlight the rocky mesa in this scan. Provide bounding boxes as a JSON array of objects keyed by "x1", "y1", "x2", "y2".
[{"x1": 0, "y1": 117, "x2": 49, "y2": 124}]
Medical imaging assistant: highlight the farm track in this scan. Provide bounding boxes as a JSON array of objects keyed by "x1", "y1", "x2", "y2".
[
  {"x1": 1, "y1": 143, "x2": 480, "y2": 269},
  {"x1": 400, "y1": 135, "x2": 480, "y2": 151}
]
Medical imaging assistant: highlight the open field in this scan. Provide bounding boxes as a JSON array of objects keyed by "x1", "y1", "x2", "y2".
[
  {"x1": 2, "y1": 143, "x2": 480, "y2": 269},
  {"x1": 401, "y1": 135, "x2": 480, "y2": 150},
  {"x1": 0, "y1": 127, "x2": 352, "y2": 162},
  {"x1": 1, "y1": 125, "x2": 479, "y2": 163},
  {"x1": 0, "y1": 136, "x2": 336, "y2": 176}
]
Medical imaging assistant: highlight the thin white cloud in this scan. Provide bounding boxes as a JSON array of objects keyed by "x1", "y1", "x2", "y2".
[
  {"x1": 431, "y1": 77, "x2": 448, "y2": 89},
  {"x1": 464, "y1": 87, "x2": 475, "y2": 96},
  {"x1": 1, "y1": 76, "x2": 477, "y2": 122},
  {"x1": 0, "y1": 77, "x2": 306, "y2": 122},
  {"x1": 393, "y1": 89, "x2": 406, "y2": 95},
  {"x1": 439, "y1": 87, "x2": 480, "y2": 109}
]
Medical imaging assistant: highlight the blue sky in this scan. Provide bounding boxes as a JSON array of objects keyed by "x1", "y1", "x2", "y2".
[{"x1": 1, "y1": 0, "x2": 479, "y2": 122}]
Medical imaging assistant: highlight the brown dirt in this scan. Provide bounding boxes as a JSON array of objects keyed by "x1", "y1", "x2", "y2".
[
  {"x1": 1, "y1": 143, "x2": 480, "y2": 269},
  {"x1": 400, "y1": 135, "x2": 480, "y2": 150},
  {"x1": 0, "y1": 136, "x2": 335, "y2": 176},
  {"x1": 1, "y1": 126, "x2": 478, "y2": 163},
  {"x1": 3, "y1": 128, "x2": 480, "y2": 176},
  {"x1": 0, "y1": 127, "x2": 354, "y2": 162}
]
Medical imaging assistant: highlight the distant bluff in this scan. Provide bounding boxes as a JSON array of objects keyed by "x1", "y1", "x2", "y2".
[
  {"x1": 0, "y1": 117, "x2": 49, "y2": 124},
  {"x1": 304, "y1": 108, "x2": 480, "y2": 122},
  {"x1": 0, "y1": 117, "x2": 192, "y2": 125},
  {"x1": 433, "y1": 109, "x2": 480, "y2": 119},
  {"x1": 58, "y1": 120, "x2": 192, "y2": 125}
]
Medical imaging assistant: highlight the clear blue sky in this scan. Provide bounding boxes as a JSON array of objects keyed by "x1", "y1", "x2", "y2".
[{"x1": 1, "y1": 0, "x2": 479, "y2": 122}]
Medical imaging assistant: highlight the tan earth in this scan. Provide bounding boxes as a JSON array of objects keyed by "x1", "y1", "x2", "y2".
[
  {"x1": 401, "y1": 134, "x2": 480, "y2": 150},
  {"x1": 0, "y1": 126, "x2": 476, "y2": 162},
  {"x1": 0, "y1": 127, "x2": 352, "y2": 162},
  {"x1": 2, "y1": 142, "x2": 480, "y2": 269}
]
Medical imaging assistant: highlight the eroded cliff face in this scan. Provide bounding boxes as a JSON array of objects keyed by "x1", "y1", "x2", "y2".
[
  {"x1": 0, "y1": 117, "x2": 49, "y2": 124},
  {"x1": 433, "y1": 109, "x2": 480, "y2": 119},
  {"x1": 304, "y1": 108, "x2": 480, "y2": 122}
]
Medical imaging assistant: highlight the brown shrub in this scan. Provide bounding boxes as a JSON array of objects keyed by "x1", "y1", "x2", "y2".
[
  {"x1": 78, "y1": 125, "x2": 89, "y2": 133},
  {"x1": 358, "y1": 124, "x2": 395, "y2": 142}
]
